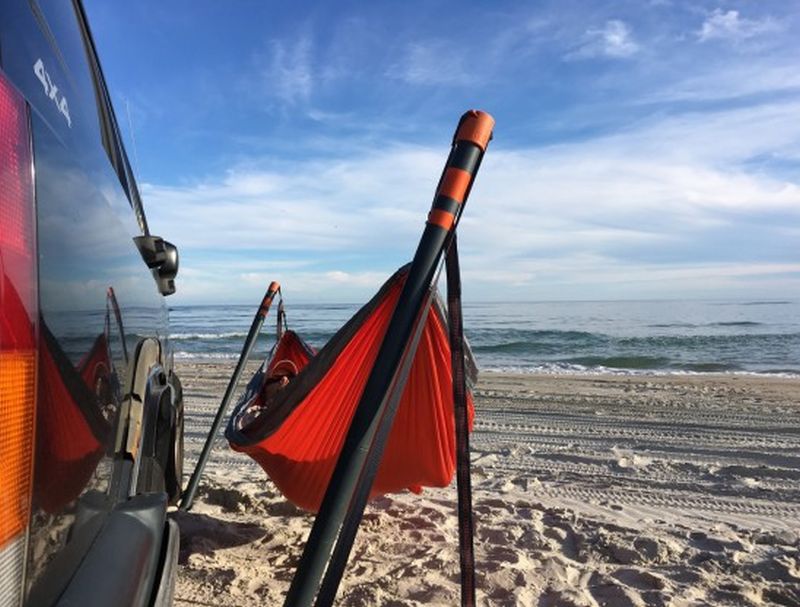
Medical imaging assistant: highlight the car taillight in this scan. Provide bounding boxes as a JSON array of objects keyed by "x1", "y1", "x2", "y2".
[{"x1": 0, "y1": 71, "x2": 37, "y2": 606}]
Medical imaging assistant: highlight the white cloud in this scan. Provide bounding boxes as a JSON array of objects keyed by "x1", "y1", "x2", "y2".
[
  {"x1": 566, "y1": 20, "x2": 639, "y2": 60},
  {"x1": 324, "y1": 270, "x2": 388, "y2": 287},
  {"x1": 142, "y1": 147, "x2": 442, "y2": 255},
  {"x1": 698, "y1": 9, "x2": 779, "y2": 43},
  {"x1": 145, "y1": 97, "x2": 800, "y2": 303},
  {"x1": 167, "y1": 267, "x2": 391, "y2": 304},
  {"x1": 459, "y1": 256, "x2": 800, "y2": 300},
  {"x1": 642, "y1": 63, "x2": 800, "y2": 104},
  {"x1": 391, "y1": 42, "x2": 473, "y2": 85},
  {"x1": 261, "y1": 35, "x2": 314, "y2": 104}
]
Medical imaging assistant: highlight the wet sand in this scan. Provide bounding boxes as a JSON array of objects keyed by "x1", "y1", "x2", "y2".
[{"x1": 174, "y1": 362, "x2": 800, "y2": 606}]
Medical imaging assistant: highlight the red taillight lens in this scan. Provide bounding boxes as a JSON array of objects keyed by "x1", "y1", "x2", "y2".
[{"x1": 0, "y1": 67, "x2": 37, "y2": 585}]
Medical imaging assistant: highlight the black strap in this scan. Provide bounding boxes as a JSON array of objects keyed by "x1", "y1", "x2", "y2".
[
  {"x1": 312, "y1": 240, "x2": 475, "y2": 607},
  {"x1": 445, "y1": 234, "x2": 476, "y2": 607},
  {"x1": 277, "y1": 298, "x2": 286, "y2": 341},
  {"x1": 314, "y1": 293, "x2": 435, "y2": 606}
]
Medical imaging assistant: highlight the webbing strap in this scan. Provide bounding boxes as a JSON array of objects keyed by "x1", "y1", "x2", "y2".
[
  {"x1": 445, "y1": 235, "x2": 476, "y2": 607},
  {"x1": 314, "y1": 295, "x2": 434, "y2": 606},
  {"x1": 313, "y1": 238, "x2": 475, "y2": 607},
  {"x1": 277, "y1": 298, "x2": 286, "y2": 341}
]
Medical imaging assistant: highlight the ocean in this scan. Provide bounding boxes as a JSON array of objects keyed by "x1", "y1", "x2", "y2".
[{"x1": 168, "y1": 299, "x2": 800, "y2": 376}]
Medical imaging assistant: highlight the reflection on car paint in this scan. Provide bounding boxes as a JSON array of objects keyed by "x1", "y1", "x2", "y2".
[
  {"x1": 34, "y1": 288, "x2": 129, "y2": 513},
  {"x1": 35, "y1": 318, "x2": 111, "y2": 513},
  {"x1": 25, "y1": 108, "x2": 167, "y2": 594}
]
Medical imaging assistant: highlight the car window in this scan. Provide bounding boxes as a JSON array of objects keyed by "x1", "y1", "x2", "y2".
[
  {"x1": 30, "y1": 0, "x2": 103, "y2": 143},
  {"x1": 33, "y1": 0, "x2": 149, "y2": 233}
]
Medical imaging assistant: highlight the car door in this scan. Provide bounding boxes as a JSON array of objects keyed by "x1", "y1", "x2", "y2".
[{"x1": 0, "y1": 1, "x2": 180, "y2": 604}]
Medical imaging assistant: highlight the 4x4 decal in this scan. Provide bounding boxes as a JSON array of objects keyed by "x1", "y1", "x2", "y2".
[{"x1": 33, "y1": 58, "x2": 71, "y2": 128}]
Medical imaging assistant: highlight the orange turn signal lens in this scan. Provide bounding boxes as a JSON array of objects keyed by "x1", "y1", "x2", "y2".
[{"x1": 0, "y1": 351, "x2": 36, "y2": 547}]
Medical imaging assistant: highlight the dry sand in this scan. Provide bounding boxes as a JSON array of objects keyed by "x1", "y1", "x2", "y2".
[{"x1": 174, "y1": 362, "x2": 800, "y2": 606}]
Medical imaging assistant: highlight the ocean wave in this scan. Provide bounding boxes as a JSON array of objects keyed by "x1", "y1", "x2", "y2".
[
  {"x1": 470, "y1": 331, "x2": 798, "y2": 357},
  {"x1": 173, "y1": 351, "x2": 240, "y2": 360},
  {"x1": 171, "y1": 331, "x2": 248, "y2": 340},
  {"x1": 469, "y1": 328, "x2": 601, "y2": 341},
  {"x1": 647, "y1": 321, "x2": 763, "y2": 328},
  {"x1": 480, "y1": 364, "x2": 800, "y2": 378},
  {"x1": 568, "y1": 356, "x2": 743, "y2": 373},
  {"x1": 470, "y1": 330, "x2": 608, "y2": 354},
  {"x1": 674, "y1": 362, "x2": 737, "y2": 373},
  {"x1": 564, "y1": 355, "x2": 675, "y2": 370},
  {"x1": 710, "y1": 321, "x2": 762, "y2": 327},
  {"x1": 473, "y1": 341, "x2": 566, "y2": 354},
  {"x1": 617, "y1": 333, "x2": 798, "y2": 347},
  {"x1": 712, "y1": 301, "x2": 792, "y2": 306}
]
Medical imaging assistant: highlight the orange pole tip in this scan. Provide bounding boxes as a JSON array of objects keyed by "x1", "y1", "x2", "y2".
[
  {"x1": 259, "y1": 281, "x2": 281, "y2": 316},
  {"x1": 455, "y1": 110, "x2": 495, "y2": 151}
]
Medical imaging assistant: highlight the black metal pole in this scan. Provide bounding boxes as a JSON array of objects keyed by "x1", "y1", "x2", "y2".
[
  {"x1": 284, "y1": 110, "x2": 494, "y2": 607},
  {"x1": 180, "y1": 281, "x2": 281, "y2": 511}
]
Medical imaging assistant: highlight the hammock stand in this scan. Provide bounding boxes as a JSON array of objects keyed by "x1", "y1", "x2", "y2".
[{"x1": 181, "y1": 110, "x2": 494, "y2": 607}]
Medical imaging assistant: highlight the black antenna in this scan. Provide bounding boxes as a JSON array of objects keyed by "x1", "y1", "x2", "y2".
[{"x1": 124, "y1": 96, "x2": 142, "y2": 181}]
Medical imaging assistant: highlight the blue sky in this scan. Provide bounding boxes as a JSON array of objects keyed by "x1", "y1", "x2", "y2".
[{"x1": 84, "y1": 1, "x2": 800, "y2": 304}]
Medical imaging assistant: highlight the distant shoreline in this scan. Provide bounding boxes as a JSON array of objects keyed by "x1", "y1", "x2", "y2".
[{"x1": 169, "y1": 300, "x2": 800, "y2": 377}]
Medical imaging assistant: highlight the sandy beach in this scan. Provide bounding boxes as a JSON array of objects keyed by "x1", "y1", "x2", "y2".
[{"x1": 174, "y1": 362, "x2": 800, "y2": 606}]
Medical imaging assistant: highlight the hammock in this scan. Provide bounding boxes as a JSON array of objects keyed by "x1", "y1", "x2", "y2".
[{"x1": 226, "y1": 266, "x2": 477, "y2": 512}]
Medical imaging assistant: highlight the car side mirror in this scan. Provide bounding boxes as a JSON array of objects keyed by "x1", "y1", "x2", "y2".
[{"x1": 133, "y1": 235, "x2": 179, "y2": 296}]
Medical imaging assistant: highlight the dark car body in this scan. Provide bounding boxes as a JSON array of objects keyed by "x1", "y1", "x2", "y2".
[{"x1": 0, "y1": 1, "x2": 182, "y2": 605}]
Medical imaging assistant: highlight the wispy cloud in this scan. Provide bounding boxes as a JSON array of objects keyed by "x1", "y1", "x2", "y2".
[
  {"x1": 641, "y1": 63, "x2": 800, "y2": 104},
  {"x1": 142, "y1": 147, "x2": 443, "y2": 254},
  {"x1": 145, "y1": 94, "x2": 800, "y2": 303},
  {"x1": 260, "y1": 35, "x2": 314, "y2": 105},
  {"x1": 565, "y1": 20, "x2": 639, "y2": 60},
  {"x1": 697, "y1": 9, "x2": 779, "y2": 43},
  {"x1": 458, "y1": 256, "x2": 800, "y2": 300},
  {"x1": 389, "y1": 41, "x2": 472, "y2": 86}
]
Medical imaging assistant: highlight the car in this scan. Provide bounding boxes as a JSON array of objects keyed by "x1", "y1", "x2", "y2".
[{"x1": 0, "y1": 1, "x2": 183, "y2": 605}]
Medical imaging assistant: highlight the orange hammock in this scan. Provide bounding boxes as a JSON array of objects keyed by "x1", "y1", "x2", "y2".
[{"x1": 226, "y1": 267, "x2": 476, "y2": 512}]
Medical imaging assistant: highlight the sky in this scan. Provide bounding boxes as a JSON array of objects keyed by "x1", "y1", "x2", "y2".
[{"x1": 83, "y1": 0, "x2": 800, "y2": 304}]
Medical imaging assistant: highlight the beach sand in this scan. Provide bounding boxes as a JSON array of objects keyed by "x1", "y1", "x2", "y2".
[{"x1": 174, "y1": 362, "x2": 800, "y2": 606}]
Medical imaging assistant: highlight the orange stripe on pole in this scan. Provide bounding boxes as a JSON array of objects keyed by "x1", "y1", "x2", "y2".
[
  {"x1": 427, "y1": 209, "x2": 455, "y2": 231},
  {"x1": 455, "y1": 110, "x2": 495, "y2": 151},
  {"x1": 438, "y1": 167, "x2": 471, "y2": 203}
]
